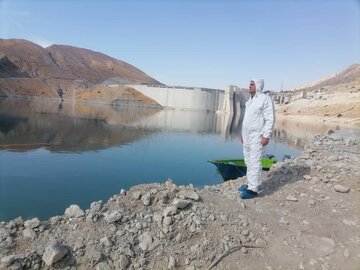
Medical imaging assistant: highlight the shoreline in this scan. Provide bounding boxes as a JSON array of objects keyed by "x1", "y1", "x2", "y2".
[
  {"x1": 275, "y1": 112, "x2": 360, "y2": 127},
  {"x1": 1, "y1": 129, "x2": 359, "y2": 269}
]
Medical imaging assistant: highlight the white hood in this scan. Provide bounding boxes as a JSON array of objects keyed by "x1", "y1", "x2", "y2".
[{"x1": 252, "y1": 79, "x2": 264, "y2": 93}]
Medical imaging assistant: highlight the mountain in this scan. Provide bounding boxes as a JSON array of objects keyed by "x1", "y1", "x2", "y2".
[
  {"x1": 0, "y1": 39, "x2": 160, "y2": 101},
  {"x1": 293, "y1": 64, "x2": 360, "y2": 92}
]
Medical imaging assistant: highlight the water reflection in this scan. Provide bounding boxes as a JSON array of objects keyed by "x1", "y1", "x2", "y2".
[{"x1": 0, "y1": 97, "x2": 344, "y2": 152}]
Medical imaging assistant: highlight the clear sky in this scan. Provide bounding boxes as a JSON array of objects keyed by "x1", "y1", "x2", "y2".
[{"x1": 0, "y1": 0, "x2": 359, "y2": 90}]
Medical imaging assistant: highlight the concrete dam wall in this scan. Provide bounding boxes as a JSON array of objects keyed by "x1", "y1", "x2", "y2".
[{"x1": 128, "y1": 85, "x2": 226, "y2": 112}]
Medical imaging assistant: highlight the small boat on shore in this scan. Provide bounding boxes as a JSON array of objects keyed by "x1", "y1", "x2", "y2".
[{"x1": 208, "y1": 155, "x2": 277, "y2": 181}]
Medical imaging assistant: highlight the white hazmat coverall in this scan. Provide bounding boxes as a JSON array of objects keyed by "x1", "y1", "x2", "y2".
[{"x1": 242, "y1": 79, "x2": 275, "y2": 192}]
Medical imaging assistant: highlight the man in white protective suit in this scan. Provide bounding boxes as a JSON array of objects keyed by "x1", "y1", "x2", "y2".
[{"x1": 239, "y1": 79, "x2": 275, "y2": 199}]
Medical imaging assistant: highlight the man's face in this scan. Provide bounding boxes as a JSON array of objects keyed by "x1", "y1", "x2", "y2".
[{"x1": 249, "y1": 81, "x2": 256, "y2": 95}]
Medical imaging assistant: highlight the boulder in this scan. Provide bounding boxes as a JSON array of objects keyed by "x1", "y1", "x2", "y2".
[
  {"x1": 42, "y1": 239, "x2": 68, "y2": 266},
  {"x1": 178, "y1": 190, "x2": 200, "y2": 201},
  {"x1": 172, "y1": 198, "x2": 191, "y2": 209},
  {"x1": 65, "y1": 204, "x2": 85, "y2": 218},
  {"x1": 104, "y1": 211, "x2": 123, "y2": 223},
  {"x1": 24, "y1": 218, "x2": 41, "y2": 229}
]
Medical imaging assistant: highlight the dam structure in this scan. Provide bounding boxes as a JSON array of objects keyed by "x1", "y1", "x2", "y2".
[
  {"x1": 127, "y1": 84, "x2": 232, "y2": 113},
  {"x1": 124, "y1": 84, "x2": 250, "y2": 139}
]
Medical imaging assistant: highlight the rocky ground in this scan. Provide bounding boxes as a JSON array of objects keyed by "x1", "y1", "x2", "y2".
[
  {"x1": 1, "y1": 129, "x2": 359, "y2": 270},
  {"x1": 276, "y1": 88, "x2": 360, "y2": 127}
]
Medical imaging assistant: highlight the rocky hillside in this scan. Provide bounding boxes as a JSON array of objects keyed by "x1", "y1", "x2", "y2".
[
  {"x1": 0, "y1": 129, "x2": 359, "y2": 269},
  {"x1": 293, "y1": 64, "x2": 360, "y2": 92},
  {"x1": 0, "y1": 39, "x2": 160, "y2": 101}
]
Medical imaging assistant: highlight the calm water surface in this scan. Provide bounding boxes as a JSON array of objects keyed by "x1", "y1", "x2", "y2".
[{"x1": 0, "y1": 98, "x2": 341, "y2": 221}]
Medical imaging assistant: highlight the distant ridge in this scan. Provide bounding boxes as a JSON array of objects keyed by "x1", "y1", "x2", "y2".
[
  {"x1": 0, "y1": 38, "x2": 161, "y2": 100},
  {"x1": 293, "y1": 64, "x2": 360, "y2": 92}
]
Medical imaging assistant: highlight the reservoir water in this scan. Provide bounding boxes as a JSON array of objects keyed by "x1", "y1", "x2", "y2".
[{"x1": 0, "y1": 98, "x2": 340, "y2": 221}]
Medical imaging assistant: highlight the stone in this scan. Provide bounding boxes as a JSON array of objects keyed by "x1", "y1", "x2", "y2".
[
  {"x1": 85, "y1": 246, "x2": 103, "y2": 263},
  {"x1": 65, "y1": 204, "x2": 85, "y2": 218},
  {"x1": 0, "y1": 255, "x2": 16, "y2": 268},
  {"x1": 163, "y1": 217, "x2": 172, "y2": 226},
  {"x1": 104, "y1": 211, "x2": 122, "y2": 223},
  {"x1": 90, "y1": 200, "x2": 103, "y2": 212},
  {"x1": 333, "y1": 185, "x2": 350, "y2": 193},
  {"x1": 138, "y1": 231, "x2": 157, "y2": 251},
  {"x1": 327, "y1": 156, "x2": 338, "y2": 162},
  {"x1": 24, "y1": 218, "x2": 41, "y2": 229},
  {"x1": 178, "y1": 190, "x2": 200, "y2": 201},
  {"x1": 132, "y1": 191, "x2": 141, "y2": 200},
  {"x1": 343, "y1": 219, "x2": 357, "y2": 226},
  {"x1": 23, "y1": 228, "x2": 37, "y2": 240},
  {"x1": 279, "y1": 217, "x2": 289, "y2": 225},
  {"x1": 168, "y1": 256, "x2": 176, "y2": 269},
  {"x1": 100, "y1": 236, "x2": 113, "y2": 247},
  {"x1": 343, "y1": 248, "x2": 350, "y2": 258},
  {"x1": 118, "y1": 254, "x2": 129, "y2": 269},
  {"x1": 42, "y1": 239, "x2": 68, "y2": 266},
  {"x1": 163, "y1": 206, "x2": 177, "y2": 217},
  {"x1": 96, "y1": 262, "x2": 112, "y2": 270},
  {"x1": 286, "y1": 195, "x2": 298, "y2": 202},
  {"x1": 303, "y1": 175, "x2": 312, "y2": 180},
  {"x1": 142, "y1": 192, "x2": 151, "y2": 206},
  {"x1": 241, "y1": 229, "x2": 249, "y2": 236},
  {"x1": 172, "y1": 198, "x2": 191, "y2": 209},
  {"x1": 304, "y1": 236, "x2": 335, "y2": 257},
  {"x1": 255, "y1": 238, "x2": 267, "y2": 246},
  {"x1": 308, "y1": 199, "x2": 316, "y2": 206}
]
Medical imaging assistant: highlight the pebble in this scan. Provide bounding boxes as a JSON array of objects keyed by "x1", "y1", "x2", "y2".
[
  {"x1": 333, "y1": 185, "x2": 350, "y2": 193},
  {"x1": 286, "y1": 195, "x2": 298, "y2": 202},
  {"x1": 168, "y1": 256, "x2": 176, "y2": 269},
  {"x1": 342, "y1": 219, "x2": 357, "y2": 226}
]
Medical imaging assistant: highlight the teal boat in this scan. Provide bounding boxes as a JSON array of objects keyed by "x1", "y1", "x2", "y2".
[{"x1": 208, "y1": 155, "x2": 277, "y2": 181}]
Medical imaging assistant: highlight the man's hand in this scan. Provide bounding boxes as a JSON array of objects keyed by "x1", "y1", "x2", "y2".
[{"x1": 261, "y1": 137, "x2": 269, "y2": 146}]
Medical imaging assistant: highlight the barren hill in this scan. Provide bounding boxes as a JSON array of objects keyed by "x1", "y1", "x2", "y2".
[
  {"x1": 0, "y1": 39, "x2": 160, "y2": 103},
  {"x1": 293, "y1": 64, "x2": 360, "y2": 92}
]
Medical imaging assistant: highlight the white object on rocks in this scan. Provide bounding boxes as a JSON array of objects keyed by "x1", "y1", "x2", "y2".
[
  {"x1": 65, "y1": 205, "x2": 85, "y2": 218},
  {"x1": 42, "y1": 239, "x2": 68, "y2": 266}
]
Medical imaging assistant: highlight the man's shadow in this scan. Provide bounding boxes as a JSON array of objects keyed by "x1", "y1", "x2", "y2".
[{"x1": 258, "y1": 161, "x2": 311, "y2": 196}]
